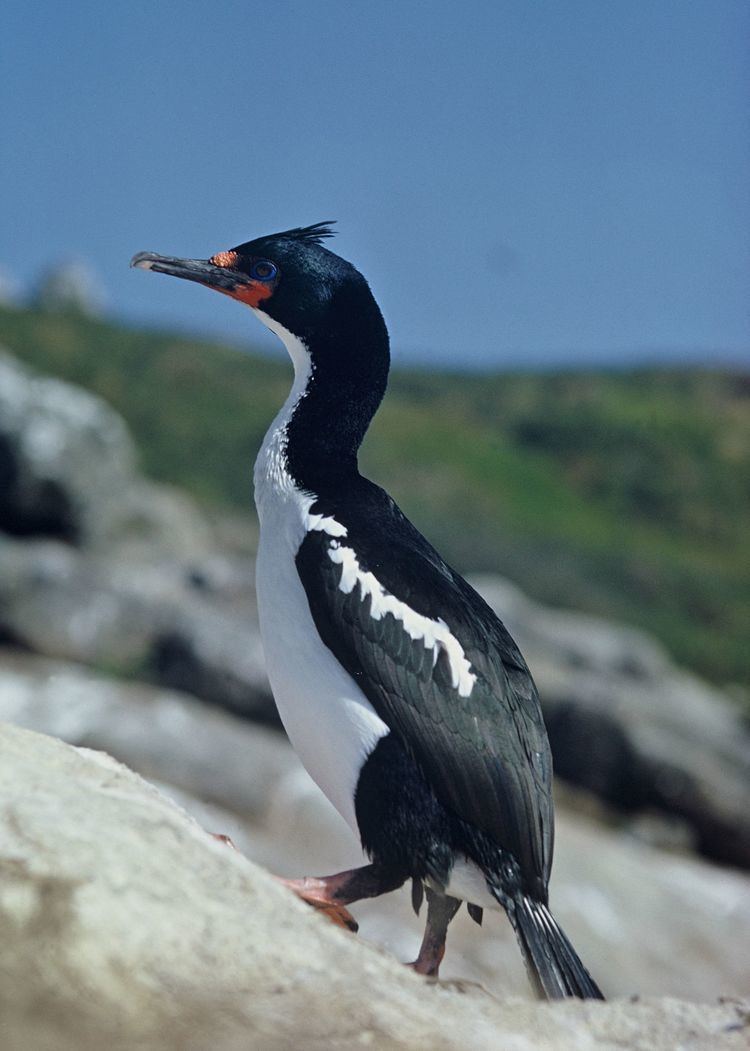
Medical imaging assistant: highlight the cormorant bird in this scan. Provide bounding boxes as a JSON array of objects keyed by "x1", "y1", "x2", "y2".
[{"x1": 131, "y1": 223, "x2": 603, "y2": 999}]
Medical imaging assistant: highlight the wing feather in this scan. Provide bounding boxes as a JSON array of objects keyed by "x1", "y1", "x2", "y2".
[{"x1": 296, "y1": 507, "x2": 554, "y2": 892}]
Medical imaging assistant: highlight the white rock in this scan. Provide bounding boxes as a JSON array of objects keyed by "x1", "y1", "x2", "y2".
[
  {"x1": 1, "y1": 721, "x2": 747, "y2": 1051},
  {"x1": 2, "y1": 652, "x2": 749, "y2": 1005},
  {"x1": 0, "y1": 651, "x2": 288, "y2": 816},
  {"x1": 32, "y1": 259, "x2": 108, "y2": 316}
]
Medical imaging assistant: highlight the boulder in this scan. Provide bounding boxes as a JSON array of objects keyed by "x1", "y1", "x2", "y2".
[
  {"x1": 0, "y1": 266, "x2": 22, "y2": 306},
  {"x1": 0, "y1": 537, "x2": 274, "y2": 721},
  {"x1": 1, "y1": 720, "x2": 747, "y2": 1051},
  {"x1": 472, "y1": 576, "x2": 750, "y2": 869},
  {"x1": 0, "y1": 537, "x2": 161, "y2": 665},
  {"x1": 0, "y1": 350, "x2": 210, "y2": 553},
  {"x1": 0, "y1": 651, "x2": 289, "y2": 816},
  {"x1": 2, "y1": 651, "x2": 749, "y2": 1004},
  {"x1": 0, "y1": 351, "x2": 135, "y2": 544},
  {"x1": 248, "y1": 758, "x2": 750, "y2": 1004},
  {"x1": 31, "y1": 259, "x2": 108, "y2": 316}
]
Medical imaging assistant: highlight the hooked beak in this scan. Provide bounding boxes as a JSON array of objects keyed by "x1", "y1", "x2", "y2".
[{"x1": 130, "y1": 251, "x2": 246, "y2": 293}]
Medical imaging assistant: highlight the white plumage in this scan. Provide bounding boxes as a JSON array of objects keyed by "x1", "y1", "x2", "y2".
[{"x1": 252, "y1": 313, "x2": 389, "y2": 833}]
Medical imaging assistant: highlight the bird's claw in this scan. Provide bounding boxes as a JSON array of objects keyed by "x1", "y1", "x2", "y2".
[
  {"x1": 277, "y1": 877, "x2": 360, "y2": 932},
  {"x1": 210, "y1": 832, "x2": 237, "y2": 849},
  {"x1": 304, "y1": 897, "x2": 359, "y2": 932},
  {"x1": 407, "y1": 958, "x2": 441, "y2": 980}
]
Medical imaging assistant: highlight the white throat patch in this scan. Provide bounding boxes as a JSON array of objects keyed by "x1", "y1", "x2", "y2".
[
  {"x1": 251, "y1": 310, "x2": 389, "y2": 832},
  {"x1": 251, "y1": 311, "x2": 312, "y2": 509},
  {"x1": 252, "y1": 307, "x2": 311, "y2": 379}
]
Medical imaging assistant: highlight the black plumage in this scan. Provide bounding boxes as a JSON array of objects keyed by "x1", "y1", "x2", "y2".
[
  {"x1": 296, "y1": 480, "x2": 553, "y2": 902},
  {"x1": 131, "y1": 222, "x2": 604, "y2": 1000}
]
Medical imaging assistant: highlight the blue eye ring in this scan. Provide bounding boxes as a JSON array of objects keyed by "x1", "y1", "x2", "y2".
[{"x1": 250, "y1": 259, "x2": 278, "y2": 282}]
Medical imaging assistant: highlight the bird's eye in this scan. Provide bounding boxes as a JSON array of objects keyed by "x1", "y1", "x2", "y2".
[{"x1": 250, "y1": 259, "x2": 278, "y2": 281}]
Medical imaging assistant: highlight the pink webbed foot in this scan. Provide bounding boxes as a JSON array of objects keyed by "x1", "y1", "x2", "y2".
[
  {"x1": 277, "y1": 876, "x2": 360, "y2": 932},
  {"x1": 276, "y1": 865, "x2": 407, "y2": 933}
]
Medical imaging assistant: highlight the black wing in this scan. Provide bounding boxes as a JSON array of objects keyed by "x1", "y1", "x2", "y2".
[{"x1": 296, "y1": 487, "x2": 554, "y2": 894}]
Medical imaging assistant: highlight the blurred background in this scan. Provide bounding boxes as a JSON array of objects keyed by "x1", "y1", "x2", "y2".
[{"x1": 0, "y1": 1, "x2": 748, "y2": 1003}]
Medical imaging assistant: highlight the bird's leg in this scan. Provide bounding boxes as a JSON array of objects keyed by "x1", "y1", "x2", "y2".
[
  {"x1": 409, "y1": 887, "x2": 462, "y2": 978},
  {"x1": 209, "y1": 832, "x2": 403, "y2": 932},
  {"x1": 278, "y1": 864, "x2": 407, "y2": 933}
]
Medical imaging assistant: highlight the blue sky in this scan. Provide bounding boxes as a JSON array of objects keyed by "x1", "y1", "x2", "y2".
[{"x1": 1, "y1": 1, "x2": 748, "y2": 368}]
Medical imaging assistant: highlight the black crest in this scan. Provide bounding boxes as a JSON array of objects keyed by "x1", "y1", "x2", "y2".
[
  {"x1": 270, "y1": 221, "x2": 336, "y2": 246},
  {"x1": 230, "y1": 221, "x2": 337, "y2": 260}
]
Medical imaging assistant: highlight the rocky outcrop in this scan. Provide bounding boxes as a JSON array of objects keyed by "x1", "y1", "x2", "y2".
[
  {"x1": 0, "y1": 535, "x2": 274, "y2": 720},
  {"x1": 0, "y1": 351, "x2": 134, "y2": 543},
  {"x1": 2, "y1": 347, "x2": 749, "y2": 1037},
  {"x1": 2, "y1": 651, "x2": 749, "y2": 1004},
  {"x1": 0, "y1": 651, "x2": 291, "y2": 816},
  {"x1": 0, "y1": 267, "x2": 21, "y2": 306},
  {"x1": 31, "y1": 259, "x2": 107, "y2": 316},
  {"x1": 0, "y1": 350, "x2": 273, "y2": 718},
  {"x1": 1, "y1": 720, "x2": 747, "y2": 1051},
  {"x1": 0, "y1": 350, "x2": 210, "y2": 552},
  {"x1": 473, "y1": 576, "x2": 750, "y2": 869},
  {"x1": 1, "y1": 349, "x2": 748, "y2": 872}
]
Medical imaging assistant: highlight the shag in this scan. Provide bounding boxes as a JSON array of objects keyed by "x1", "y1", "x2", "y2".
[{"x1": 132, "y1": 224, "x2": 603, "y2": 999}]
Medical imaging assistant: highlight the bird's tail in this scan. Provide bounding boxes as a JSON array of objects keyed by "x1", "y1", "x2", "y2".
[{"x1": 509, "y1": 895, "x2": 604, "y2": 1000}]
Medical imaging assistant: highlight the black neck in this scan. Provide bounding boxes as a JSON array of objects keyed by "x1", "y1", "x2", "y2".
[{"x1": 285, "y1": 298, "x2": 390, "y2": 494}]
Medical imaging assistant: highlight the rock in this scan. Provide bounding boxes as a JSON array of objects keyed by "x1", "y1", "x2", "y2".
[
  {"x1": 257, "y1": 762, "x2": 750, "y2": 1003},
  {"x1": 0, "y1": 538, "x2": 275, "y2": 720},
  {"x1": 1, "y1": 350, "x2": 747, "y2": 870},
  {"x1": 31, "y1": 259, "x2": 108, "y2": 316},
  {"x1": 1, "y1": 721, "x2": 747, "y2": 1051},
  {"x1": 0, "y1": 350, "x2": 211, "y2": 552},
  {"x1": 150, "y1": 603, "x2": 273, "y2": 722},
  {"x1": 0, "y1": 351, "x2": 135, "y2": 544},
  {"x1": 0, "y1": 537, "x2": 158, "y2": 664},
  {"x1": 0, "y1": 266, "x2": 22, "y2": 306},
  {"x1": 109, "y1": 479, "x2": 214, "y2": 559},
  {"x1": 470, "y1": 577, "x2": 671, "y2": 682},
  {"x1": 2, "y1": 651, "x2": 749, "y2": 1005},
  {"x1": 0, "y1": 350, "x2": 270, "y2": 717},
  {"x1": 472, "y1": 576, "x2": 750, "y2": 869},
  {"x1": 0, "y1": 651, "x2": 289, "y2": 816}
]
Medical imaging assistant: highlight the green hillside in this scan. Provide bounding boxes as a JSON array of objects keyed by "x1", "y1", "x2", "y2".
[{"x1": 1, "y1": 304, "x2": 748, "y2": 690}]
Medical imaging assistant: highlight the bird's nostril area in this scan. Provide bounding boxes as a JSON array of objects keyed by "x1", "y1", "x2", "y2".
[{"x1": 209, "y1": 250, "x2": 238, "y2": 268}]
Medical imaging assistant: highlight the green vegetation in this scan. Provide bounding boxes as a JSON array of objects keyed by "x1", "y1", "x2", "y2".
[{"x1": 1, "y1": 304, "x2": 748, "y2": 689}]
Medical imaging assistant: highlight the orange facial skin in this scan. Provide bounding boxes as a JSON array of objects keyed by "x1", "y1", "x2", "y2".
[
  {"x1": 229, "y1": 281, "x2": 275, "y2": 307},
  {"x1": 209, "y1": 250, "x2": 239, "y2": 268},
  {"x1": 209, "y1": 249, "x2": 276, "y2": 307}
]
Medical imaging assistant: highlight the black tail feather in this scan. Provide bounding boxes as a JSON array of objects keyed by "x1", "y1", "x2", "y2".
[{"x1": 510, "y1": 896, "x2": 604, "y2": 1000}]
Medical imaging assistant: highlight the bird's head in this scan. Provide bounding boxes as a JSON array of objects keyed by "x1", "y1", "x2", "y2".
[{"x1": 131, "y1": 222, "x2": 387, "y2": 357}]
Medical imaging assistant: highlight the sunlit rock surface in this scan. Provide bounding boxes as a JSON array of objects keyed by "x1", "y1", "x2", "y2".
[
  {"x1": 1, "y1": 721, "x2": 747, "y2": 1051},
  {"x1": 2, "y1": 652, "x2": 749, "y2": 1005},
  {"x1": 2, "y1": 351, "x2": 749, "y2": 1044}
]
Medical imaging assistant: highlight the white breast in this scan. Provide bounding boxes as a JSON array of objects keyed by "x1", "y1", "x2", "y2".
[{"x1": 252, "y1": 314, "x2": 388, "y2": 834}]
